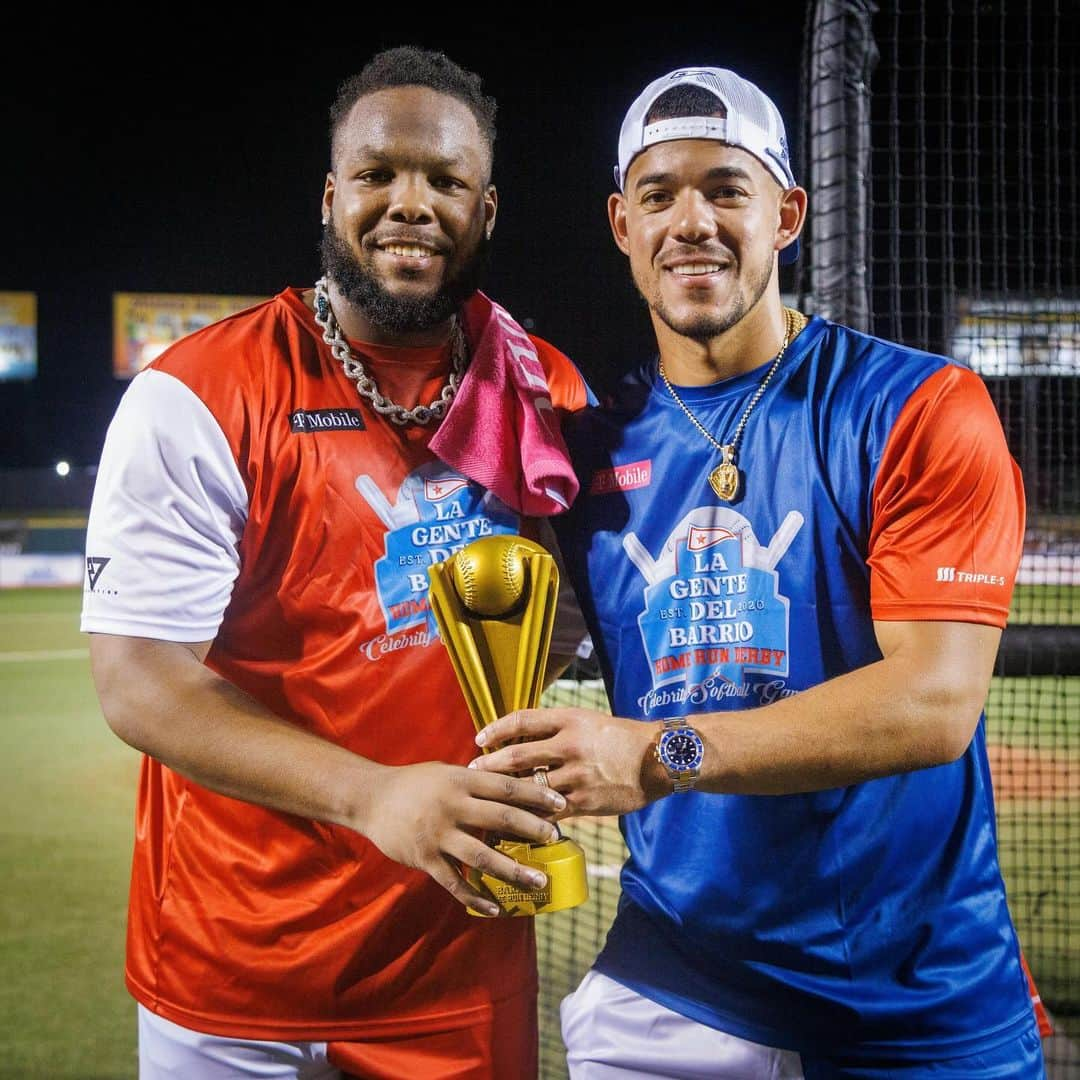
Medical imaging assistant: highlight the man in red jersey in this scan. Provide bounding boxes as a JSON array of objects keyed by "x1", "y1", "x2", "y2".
[{"x1": 82, "y1": 46, "x2": 590, "y2": 1080}]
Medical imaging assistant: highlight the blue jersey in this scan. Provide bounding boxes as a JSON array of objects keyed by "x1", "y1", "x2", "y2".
[{"x1": 553, "y1": 316, "x2": 1031, "y2": 1060}]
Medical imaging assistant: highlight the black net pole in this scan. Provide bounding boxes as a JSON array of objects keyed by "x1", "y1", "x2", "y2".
[{"x1": 804, "y1": 0, "x2": 879, "y2": 329}]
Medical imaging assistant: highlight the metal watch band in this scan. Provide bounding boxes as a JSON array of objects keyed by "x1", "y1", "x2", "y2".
[{"x1": 672, "y1": 771, "x2": 700, "y2": 794}]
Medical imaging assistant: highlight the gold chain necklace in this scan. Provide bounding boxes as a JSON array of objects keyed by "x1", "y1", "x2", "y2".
[{"x1": 658, "y1": 307, "x2": 808, "y2": 502}]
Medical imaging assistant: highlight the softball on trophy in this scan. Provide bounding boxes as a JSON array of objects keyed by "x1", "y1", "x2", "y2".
[{"x1": 449, "y1": 538, "x2": 529, "y2": 618}]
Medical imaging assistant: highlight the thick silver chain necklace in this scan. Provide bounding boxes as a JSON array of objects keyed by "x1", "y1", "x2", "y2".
[
  {"x1": 313, "y1": 276, "x2": 467, "y2": 426},
  {"x1": 658, "y1": 307, "x2": 807, "y2": 501}
]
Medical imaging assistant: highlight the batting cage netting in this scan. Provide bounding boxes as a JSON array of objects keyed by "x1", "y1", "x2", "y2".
[
  {"x1": 535, "y1": 3, "x2": 1079, "y2": 1076},
  {"x1": 799, "y1": 0, "x2": 1078, "y2": 1072}
]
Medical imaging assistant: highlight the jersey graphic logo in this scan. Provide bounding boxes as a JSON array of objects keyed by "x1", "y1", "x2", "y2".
[
  {"x1": 424, "y1": 477, "x2": 470, "y2": 501},
  {"x1": 86, "y1": 556, "x2": 111, "y2": 592},
  {"x1": 289, "y1": 408, "x2": 365, "y2": 433},
  {"x1": 356, "y1": 463, "x2": 518, "y2": 652},
  {"x1": 687, "y1": 525, "x2": 736, "y2": 550},
  {"x1": 625, "y1": 507, "x2": 802, "y2": 715},
  {"x1": 590, "y1": 460, "x2": 652, "y2": 495}
]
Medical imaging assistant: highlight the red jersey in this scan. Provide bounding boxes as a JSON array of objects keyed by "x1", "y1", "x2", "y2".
[{"x1": 81, "y1": 287, "x2": 590, "y2": 1040}]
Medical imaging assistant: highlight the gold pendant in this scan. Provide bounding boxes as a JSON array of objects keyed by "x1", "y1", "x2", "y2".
[
  {"x1": 709, "y1": 445, "x2": 740, "y2": 501},
  {"x1": 709, "y1": 463, "x2": 740, "y2": 501}
]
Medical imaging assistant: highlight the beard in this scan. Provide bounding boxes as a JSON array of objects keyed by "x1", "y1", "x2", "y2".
[
  {"x1": 319, "y1": 219, "x2": 490, "y2": 335},
  {"x1": 644, "y1": 248, "x2": 774, "y2": 342}
]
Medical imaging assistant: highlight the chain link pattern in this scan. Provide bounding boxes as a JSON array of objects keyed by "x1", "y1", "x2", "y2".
[{"x1": 313, "y1": 277, "x2": 466, "y2": 426}]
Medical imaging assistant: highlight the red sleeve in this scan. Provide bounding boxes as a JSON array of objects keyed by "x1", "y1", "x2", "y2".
[
  {"x1": 1021, "y1": 951, "x2": 1055, "y2": 1037},
  {"x1": 868, "y1": 364, "x2": 1025, "y2": 628},
  {"x1": 529, "y1": 334, "x2": 591, "y2": 415}
]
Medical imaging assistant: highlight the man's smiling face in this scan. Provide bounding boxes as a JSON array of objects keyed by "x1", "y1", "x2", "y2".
[
  {"x1": 321, "y1": 85, "x2": 496, "y2": 335},
  {"x1": 610, "y1": 139, "x2": 785, "y2": 342}
]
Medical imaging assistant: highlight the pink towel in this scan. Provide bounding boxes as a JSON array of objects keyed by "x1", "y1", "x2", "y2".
[{"x1": 430, "y1": 292, "x2": 579, "y2": 516}]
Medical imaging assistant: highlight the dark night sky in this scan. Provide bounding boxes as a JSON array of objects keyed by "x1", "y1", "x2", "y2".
[{"x1": 0, "y1": 17, "x2": 807, "y2": 469}]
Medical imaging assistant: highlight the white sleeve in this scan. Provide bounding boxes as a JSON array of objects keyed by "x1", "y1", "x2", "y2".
[
  {"x1": 80, "y1": 369, "x2": 249, "y2": 642},
  {"x1": 537, "y1": 517, "x2": 594, "y2": 660}
]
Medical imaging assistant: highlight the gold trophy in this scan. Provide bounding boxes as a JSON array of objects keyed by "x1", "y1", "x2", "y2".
[{"x1": 428, "y1": 534, "x2": 588, "y2": 917}]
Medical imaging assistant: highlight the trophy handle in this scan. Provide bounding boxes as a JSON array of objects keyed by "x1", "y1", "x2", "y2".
[
  {"x1": 514, "y1": 557, "x2": 558, "y2": 711},
  {"x1": 427, "y1": 578, "x2": 501, "y2": 732}
]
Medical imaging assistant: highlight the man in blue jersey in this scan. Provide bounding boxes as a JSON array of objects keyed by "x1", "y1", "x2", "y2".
[{"x1": 471, "y1": 67, "x2": 1047, "y2": 1077}]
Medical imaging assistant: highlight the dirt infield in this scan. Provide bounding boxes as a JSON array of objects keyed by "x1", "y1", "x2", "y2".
[{"x1": 988, "y1": 743, "x2": 1080, "y2": 800}]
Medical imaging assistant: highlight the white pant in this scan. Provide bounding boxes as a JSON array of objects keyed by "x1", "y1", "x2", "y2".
[
  {"x1": 561, "y1": 970, "x2": 804, "y2": 1080},
  {"x1": 138, "y1": 1006, "x2": 343, "y2": 1079}
]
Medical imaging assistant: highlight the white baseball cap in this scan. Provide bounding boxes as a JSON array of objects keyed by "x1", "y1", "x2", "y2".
[{"x1": 614, "y1": 66, "x2": 799, "y2": 262}]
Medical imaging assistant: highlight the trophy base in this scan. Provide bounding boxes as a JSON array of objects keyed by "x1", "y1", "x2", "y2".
[{"x1": 466, "y1": 836, "x2": 589, "y2": 917}]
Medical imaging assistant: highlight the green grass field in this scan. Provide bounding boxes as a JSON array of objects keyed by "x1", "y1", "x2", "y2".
[
  {"x1": 0, "y1": 588, "x2": 138, "y2": 1079},
  {"x1": 1, "y1": 588, "x2": 1076, "y2": 1078}
]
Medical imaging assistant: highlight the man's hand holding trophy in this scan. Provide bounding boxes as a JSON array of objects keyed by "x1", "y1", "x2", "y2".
[{"x1": 428, "y1": 534, "x2": 589, "y2": 917}]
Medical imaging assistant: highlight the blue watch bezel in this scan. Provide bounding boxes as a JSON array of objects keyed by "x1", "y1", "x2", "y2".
[{"x1": 657, "y1": 725, "x2": 704, "y2": 773}]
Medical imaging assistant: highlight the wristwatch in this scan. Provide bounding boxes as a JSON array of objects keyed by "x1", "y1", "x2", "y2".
[{"x1": 654, "y1": 719, "x2": 705, "y2": 794}]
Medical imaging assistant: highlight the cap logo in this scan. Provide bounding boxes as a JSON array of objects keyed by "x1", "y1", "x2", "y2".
[{"x1": 765, "y1": 146, "x2": 794, "y2": 188}]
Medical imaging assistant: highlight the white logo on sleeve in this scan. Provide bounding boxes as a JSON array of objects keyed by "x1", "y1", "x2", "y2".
[{"x1": 936, "y1": 565, "x2": 1006, "y2": 586}]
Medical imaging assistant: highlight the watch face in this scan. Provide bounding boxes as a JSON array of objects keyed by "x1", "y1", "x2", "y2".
[{"x1": 659, "y1": 728, "x2": 704, "y2": 771}]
